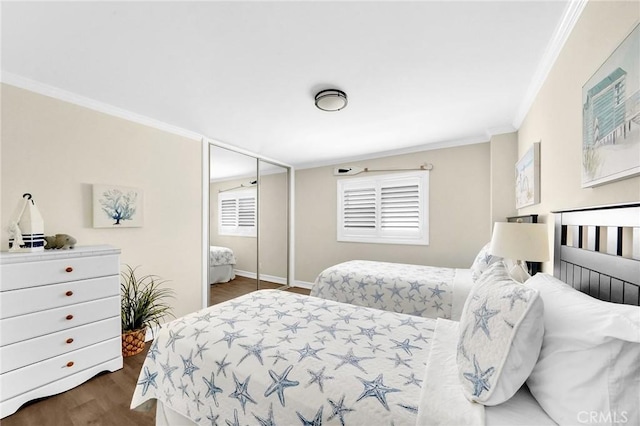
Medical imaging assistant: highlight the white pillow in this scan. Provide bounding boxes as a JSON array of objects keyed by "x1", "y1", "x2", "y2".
[
  {"x1": 525, "y1": 273, "x2": 640, "y2": 426},
  {"x1": 457, "y1": 261, "x2": 544, "y2": 405},
  {"x1": 470, "y1": 242, "x2": 502, "y2": 282}
]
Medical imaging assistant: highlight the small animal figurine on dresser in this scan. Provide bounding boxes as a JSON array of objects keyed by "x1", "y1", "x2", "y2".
[{"x1": 44, "y1": 234, "x2": 77, "y2": 250}]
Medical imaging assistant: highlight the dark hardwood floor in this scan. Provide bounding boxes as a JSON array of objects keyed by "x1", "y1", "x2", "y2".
[
  {"x1": 210, "y1": 275, "x2": 310, "y2": 305},
  {"x1": 3, "y1": 282, "x2": 310, "y2": 425}
]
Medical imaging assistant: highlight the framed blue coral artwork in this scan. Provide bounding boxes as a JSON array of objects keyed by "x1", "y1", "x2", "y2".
[
  {"x1": 582, "y1": 24, "x2": 640, "y2": 188},
  {"x1": 92, "y1": 184, "x2": 144, "y2": 228}
]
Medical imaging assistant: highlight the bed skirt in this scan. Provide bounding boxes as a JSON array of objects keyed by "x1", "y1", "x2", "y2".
[{"x1": 209, "y1": 264, "x2": 235, "y2": 284}]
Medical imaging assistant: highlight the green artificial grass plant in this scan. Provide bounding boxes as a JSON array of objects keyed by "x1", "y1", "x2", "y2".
[{"x1": 120, "y1": 264, "x2": 175, "y2": 333}]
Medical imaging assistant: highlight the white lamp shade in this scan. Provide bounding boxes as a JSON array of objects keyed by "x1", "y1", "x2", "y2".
[{"x1": 489, "y1": 222, "x2": 549, "y2": 262}]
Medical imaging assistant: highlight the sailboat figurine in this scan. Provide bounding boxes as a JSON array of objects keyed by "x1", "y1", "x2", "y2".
[{"x1": 8, "y1": 193, "x2": 45, "y2": 252}]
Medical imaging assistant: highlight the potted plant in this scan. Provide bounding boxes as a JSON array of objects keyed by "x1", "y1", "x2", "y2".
[{"x1": 120, "y1": 264, "x2": 175, "y2": 357}]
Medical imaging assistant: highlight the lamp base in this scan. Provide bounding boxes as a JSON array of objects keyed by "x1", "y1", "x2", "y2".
[{"x1": 507, "y1": 261, "x2": 531, "y2": 283}]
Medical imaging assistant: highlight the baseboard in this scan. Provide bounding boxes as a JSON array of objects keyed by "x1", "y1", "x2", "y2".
[
  {"x1": 233, "y1": 270, "x2": 314, "y2": 289},
  {"x1": 261, "y1": 273, "x2": 288, "y2": 286},
  {"x1": 293, "y1": 280, "x2": 314, "y2": 290},
  {"x1": 234, "y1": 269, "x2": 257, "y2": 280},
  {"x1": 234, "y1": 270, "x2": 287, "y2": 286}
]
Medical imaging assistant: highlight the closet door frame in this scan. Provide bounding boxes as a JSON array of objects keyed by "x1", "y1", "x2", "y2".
[{"x1": 201, "y1": 138, "x2": 294, "y2": 309}]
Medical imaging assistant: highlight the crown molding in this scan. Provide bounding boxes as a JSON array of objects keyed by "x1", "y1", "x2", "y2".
[
  {"x1": 1, "y1": 71, "x2": 202, "y2": 141},
  {"x1": 485, "y1": 126, "x2": 517, "y2": 139},
  {"x1": 295, "y1": 134, "x2": 489, "y2": 171},
  {"x1": 512, "y1": 0, "x2": 588, "y2": 128}
]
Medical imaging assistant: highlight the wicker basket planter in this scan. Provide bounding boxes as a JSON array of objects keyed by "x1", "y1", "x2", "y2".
[
  {"x1": 120, "y1": 265, "x2": 175, "y2": 358},
  {"x1": 122, "y1": 328, "x2": 147, "y2": 357}
]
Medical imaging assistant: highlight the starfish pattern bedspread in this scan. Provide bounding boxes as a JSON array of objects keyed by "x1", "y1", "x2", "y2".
[
  {"x1": 131, "y1": 290, "x2": 437, "y2": 426},
  {"x1": 311, "y1": 260, "x2": 458, "y2": 320},
  {"x1": 209, "y1": 246, "x2": 237, "y2": 267}
]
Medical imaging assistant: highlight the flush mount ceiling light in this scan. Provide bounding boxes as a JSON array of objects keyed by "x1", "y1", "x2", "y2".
[{"x1": 315, "y1": 89, "x2": 348, "y2": 112}]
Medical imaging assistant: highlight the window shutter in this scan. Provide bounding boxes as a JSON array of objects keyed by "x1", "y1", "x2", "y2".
[
  {"x1": 238, "y1": 196, "x2": 256, "y2": 227},
  {"x1": 380, "y1": 184, "x2": 420, "y2": 229},
  {"x1": 343, "y1": 187, "x2": 376, "y2": 229},
  {"x1": 220, "y1": 199, "x2": 237, "y2": 227}
]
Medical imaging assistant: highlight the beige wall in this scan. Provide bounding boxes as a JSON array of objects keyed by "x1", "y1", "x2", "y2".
[
  {"x1": 490, "y1": 132, "x2": 518, "y2": 224},
  {"x1": 295, "y1": 143, "x2": 492, "y2": 283},
  {"x1": 517, "y1": 1, "x2": 640, "y2": 268},
  {"x1": 258, "y1": 171, "x2": 288, "y2": 280},
  {"x1": 1, "y1": 84, "x2": 203, "y2": 318}
]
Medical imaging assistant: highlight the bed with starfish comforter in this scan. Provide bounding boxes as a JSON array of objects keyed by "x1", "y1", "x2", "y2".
[
  {"x1": 310, "y1": 260, "x2": 474, "y2": 321},
  {"x1": 130, "y1": 290, "x2": 555, "y2": 426}
]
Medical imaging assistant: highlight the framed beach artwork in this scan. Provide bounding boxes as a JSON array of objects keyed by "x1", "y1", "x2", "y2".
[
  {"x1": 93, "y1": 184, "x2": 144, "y2": 228},
  {"x1": 582, "y1": 24, "x2": 640, "y2": 188},
  {"x1": 515, "y1": 142, "x2": 540, "y2": 209}
]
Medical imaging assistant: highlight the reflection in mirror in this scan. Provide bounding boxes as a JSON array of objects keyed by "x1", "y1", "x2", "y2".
[
  {"x1": 208, "y1": 145, "x2": 258, "y2": 306},
  {"x1": 257, "y1": 160, "x2": 289, "y2": 290}
]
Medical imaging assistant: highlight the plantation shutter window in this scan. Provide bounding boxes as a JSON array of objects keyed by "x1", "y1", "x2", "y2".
[
  {"x1": 380, "y1": 183, "x2": 420, "y2": 230},
  {"x1": 220, "y1": 199, "x2": 237, "y2": 227},
  {"x1": 218, "y1": 189, "x2": 257, "y2": 237},
  {"x1": 337, "y1": 171, "x2": 429, "y2": 245},
  {"x1": 238, "y1": 196, "x2": 256, "y2": 227},
  {"x1": 343, "y1": 186, "x2": 376, "y2": 230}
]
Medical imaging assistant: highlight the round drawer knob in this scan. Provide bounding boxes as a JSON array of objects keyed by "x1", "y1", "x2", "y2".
[
  {"x1": 66, "y1": 361, "x2": 74, "y2": 368},
  {"x1": 66, "y1": 338, "x2": 74, "y2": 344},
  {"x1": 65, "y1": 267, "x2": 73, "y2": 273},
  {"x1": 66, "y1": 314, "x2": 74, "y2": 320},
  {"x1": 65, "y1": 291, "x2": 73, "y2": 297}
]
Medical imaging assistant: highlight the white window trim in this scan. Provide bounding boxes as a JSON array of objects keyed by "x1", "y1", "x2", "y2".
[
  {"x1": 337, "y1": 170, "x2": 429, "y2": 245},
  {"x1": 218, "y1": 188, "x2": 257, "y2": 237}
]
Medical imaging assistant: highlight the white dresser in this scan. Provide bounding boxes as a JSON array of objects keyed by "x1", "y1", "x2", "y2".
[{"x1": 0, "y1": 245, "x2": 123, "y2": 418}]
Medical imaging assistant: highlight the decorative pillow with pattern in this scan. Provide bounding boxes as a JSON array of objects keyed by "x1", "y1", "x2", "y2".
[
  {"x1": 457, "y1": 261, "x2": 544, "y2": 405},
  {"x1": 469, "y1": 242, "x2": 502, "y2": 282}
]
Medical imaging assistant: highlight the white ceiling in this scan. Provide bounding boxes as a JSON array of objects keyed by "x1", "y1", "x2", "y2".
[{"x1": 2, "y1": 1, "x2": 576, "y2": 169}]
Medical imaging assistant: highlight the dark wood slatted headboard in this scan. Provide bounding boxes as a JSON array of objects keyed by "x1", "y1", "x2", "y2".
[{"x1": 552, "y1": 203, "x2": 640, "y2": 306}]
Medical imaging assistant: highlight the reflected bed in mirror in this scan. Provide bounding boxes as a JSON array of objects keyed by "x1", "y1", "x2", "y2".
[{"x1": 209, "y1": 245, "x2": 236, "y2": 284}]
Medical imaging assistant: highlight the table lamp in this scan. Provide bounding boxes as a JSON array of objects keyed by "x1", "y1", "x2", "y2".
[{"x1": 489, "y1": 222, "x2": 549, "y2": 283}]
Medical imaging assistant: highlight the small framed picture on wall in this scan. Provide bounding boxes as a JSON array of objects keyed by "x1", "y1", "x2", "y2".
[
  {"x1": 93, "y1": 184, "x2": 144, "y2": 228},
  {"x1": 515, "y1": 142, "x2": 540, "y2": 209}
]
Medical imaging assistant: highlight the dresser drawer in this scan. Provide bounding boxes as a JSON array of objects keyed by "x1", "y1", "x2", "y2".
[
  {"x1": 0, "y1": 254, "x2": 119, "y2": 291},
  {"x1": 0, "y1": 296, "x2": 119, "y2": 346},
  {"x1": 0, "y1": 316, "x2": 121, "y2": 374},
  {"x1": 0, "y1": 276, "x2": 118, "y2": 318},
  {"x1": 0, "y1": 337, "x2": 121, "y2": 402}
]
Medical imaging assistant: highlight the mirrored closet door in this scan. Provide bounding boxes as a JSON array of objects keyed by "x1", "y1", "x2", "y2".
[
  {"x1": 207, "y1": 143, "x2": 291, "y2": 306},
  {"x1": 257, "y1": 159, "x2": 289, "y2": 289},
  {"x1": 209, "y1": 145, "x2": 258, "y2": 306}
]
